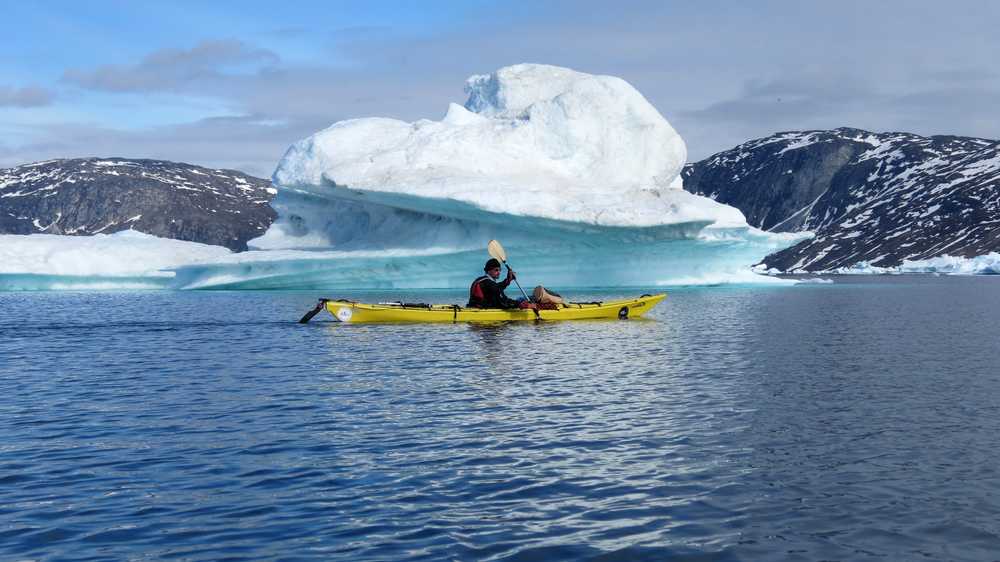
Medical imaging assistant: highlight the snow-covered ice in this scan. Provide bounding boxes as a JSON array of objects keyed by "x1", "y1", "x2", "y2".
[
  {"x1": 827, "y1": 254, "x2": 1000, "y2": 275},
  {"x1": 255, "y1": 64, "x2": 749, "y2": 252},
  {"x1": 0, "y1": 230, "x2": 230, "y2": 290},
  {"x1": 900, "y1": 253, "x2": 1000, "y2": 275},
  {"x1": 265, "y1": 65, "x2": 707, "y2": 229}
]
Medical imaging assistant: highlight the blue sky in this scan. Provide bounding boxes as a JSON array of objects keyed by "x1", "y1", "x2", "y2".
[{"x1": 3, "y1": 1, "x2": 999, "y2": 176}]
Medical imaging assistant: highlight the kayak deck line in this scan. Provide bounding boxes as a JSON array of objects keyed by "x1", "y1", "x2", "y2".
[{"x1": 299, "y1": 293, "x2": 666, "y2": 323}]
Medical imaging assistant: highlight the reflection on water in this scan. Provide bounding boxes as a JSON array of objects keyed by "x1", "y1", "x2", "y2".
[{"x1": 1, "y1": 277, "x2": 999, "y2": 560}]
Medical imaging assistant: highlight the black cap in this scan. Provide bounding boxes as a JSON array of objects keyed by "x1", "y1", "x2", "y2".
[{"x1": 484, "y1": 258, "x2": 501, "y2": 271}]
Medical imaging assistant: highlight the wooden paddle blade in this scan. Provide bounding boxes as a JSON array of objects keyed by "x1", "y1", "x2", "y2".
[{"x1": 487, "y1": 239, "x2": 507, "y2": 262}]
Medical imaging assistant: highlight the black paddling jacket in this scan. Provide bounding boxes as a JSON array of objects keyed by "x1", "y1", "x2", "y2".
[{"x1": 468, "y1": 275, "x2": 518, "y2": 308}]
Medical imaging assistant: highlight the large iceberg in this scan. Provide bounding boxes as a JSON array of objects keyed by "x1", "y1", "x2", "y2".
[
  {"x1": 179, "y1": 64, "x2": 801, "y2": 289},
  {"x1": 0, "y1": 64, "x2": 806, "y2": 291},
  {"x1": 259, "y1": 64, "x2": 727, "y2": 239},
  {"x1": 255, "y1": 64, "x2": 747, "y2": 251}
]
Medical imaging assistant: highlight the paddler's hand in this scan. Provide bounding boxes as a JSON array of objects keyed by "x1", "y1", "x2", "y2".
[{"x1": 506, "y1": 268, "x2": 516, "y2": 281}]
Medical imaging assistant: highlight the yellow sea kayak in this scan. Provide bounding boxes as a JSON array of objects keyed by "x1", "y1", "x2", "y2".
[{"x1": 321, "y1": 294, "x2": 666, "y2": 323}]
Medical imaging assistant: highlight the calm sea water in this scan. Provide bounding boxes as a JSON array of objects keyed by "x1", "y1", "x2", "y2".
[{"x1": 1, "y1": 276, "x2": 999, "y2": 561}]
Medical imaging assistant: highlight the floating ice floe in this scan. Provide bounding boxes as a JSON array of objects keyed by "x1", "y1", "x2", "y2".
[
  {"x1": 825, "y1": 253, "x2": 1000, "y2": 275},
  {"x1": 0, "y1": 230, "x2": 231, "y2": 290},
  {"x1": 899, "y1": 253, "x2": 1000, "y2": 275},
  {"x1": 825, "y1": 261, "x2": 901, "y2": 275}
]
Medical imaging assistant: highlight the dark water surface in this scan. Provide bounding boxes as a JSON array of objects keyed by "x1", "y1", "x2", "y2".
[{"x1": 2, "y1": 276, "x2": 999, "y2": 561}]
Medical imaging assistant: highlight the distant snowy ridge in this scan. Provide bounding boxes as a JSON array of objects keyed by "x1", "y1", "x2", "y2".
[
  {"x1": 683, "y1": 128, "x2": 1000, "y2": 272},
  {"x1": 0, "y1": 157, "x2": 276, "y2": 250}
]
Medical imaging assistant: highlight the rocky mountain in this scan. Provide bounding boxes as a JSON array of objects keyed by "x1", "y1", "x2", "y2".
[
  {"x1": 682, "y1": 128, "x2": 1000, "y2": 271},
  {"x1": 0, "y1": 158, "x2": 276, "y2": 251}
]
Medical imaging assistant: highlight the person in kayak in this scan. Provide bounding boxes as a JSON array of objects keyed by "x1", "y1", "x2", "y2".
[{"x1": 468, "y1": 258, "x2": 537, "y2": 309}]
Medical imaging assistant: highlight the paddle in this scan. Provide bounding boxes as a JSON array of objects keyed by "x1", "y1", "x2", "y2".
[
  {"x1": 298, "y1": 298, "x2": 329, "y2": 324},
  {"x1": 487, "y1": 239, "x2": 540, "y2": 320}
]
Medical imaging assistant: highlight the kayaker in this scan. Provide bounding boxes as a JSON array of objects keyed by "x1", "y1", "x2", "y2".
[{"x1": 468, "y1": 258, "x2": 537, "y2": 309}]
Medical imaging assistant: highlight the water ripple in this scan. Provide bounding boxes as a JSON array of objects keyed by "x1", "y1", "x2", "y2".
[{"x1": 2, "y1": 279, "x2": 1000, "y2": 559}]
